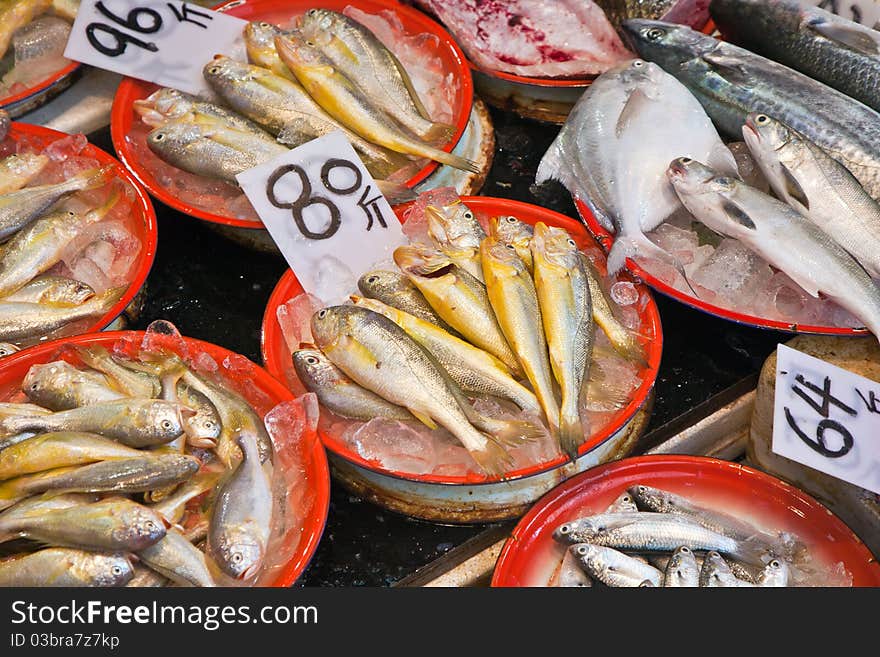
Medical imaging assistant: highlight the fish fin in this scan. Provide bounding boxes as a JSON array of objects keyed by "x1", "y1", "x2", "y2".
[
  {"x1": 423, "y1": 122, "x2": 456, "y2": 145},
  {"x1": 85, "y1": 286, "x2": 128, "y2": 313},
  {"x1": 701, "y1": 51, "x2": 752, "y2": 86},
  {"x1": 720, "y1": 200, "x2": 757, "y2": 230},
  {"x1": 616, "y1": 88, "x2": 651, "y2": 138},
  {"x1": 487, "y1": 417, "x2": 543, "y2": 448},
  {"x1": 779, "y1": 163, "x2": 810, "y2": 210},
  {"x1": 390, "y1": 51, "x2": 432, "y2": 121},
  {"x1": 469, "y1": 439, "x2": 513, "y2": 478},
  {"x1": 375, "y1": 180, "x2": 417, "y2": 205},
  {"x1": 432, "y1": 149, "x2": 480, "y2": 174},
  {"x1": 731, "y1": 540, "x2": 771, "y2": 568},
  {"x1": 609, "y1": 233, "x2": 698, "y2": 296},
  {"x1": 558, "y1": 412, "x2": 584, "y2": 460},
  {"x1": 336, "y1": 335, "x2": 382, "y2": 371},
  {"x1": 75, "y1": 165, "x2": 116, "y2": 191},
  {"x1": 408, "y1": 409, "x2": 438, "y2": 430},
  {"x1": 808, "y1": 19, "x2": 880, "y2": 55}
]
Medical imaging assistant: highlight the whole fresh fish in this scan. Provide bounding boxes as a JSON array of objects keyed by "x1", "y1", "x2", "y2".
[
  {"x1": 0, "y1": 152, "x2": 49, "y2": 195},
  {"x1": 133, "y1": 87, "x2": 268, "y2": 135},
  {"x1": 0, "y1": 497, "x2": 167, "y2": 551},
  {"x1": 667, "y1": 158, "x2": 880, "y2": 338},
  {"x1": 629, "y1": 483, "x2": 761, "y2": 540},
  {"x1": 149, "y1": 469, "x2": 221, "y2": 525},
  {"x1": 536, "y1": 58, "x2": 736, "y2": 275},
  {"x1": 482, "y1": 235, "x2": 561, "y2": 439},
  {"x1": 352, "y1": 296, "x2": 540, "y2": 415},
  {"x1": 532, "y1": 222, "x2": 594, "y2": 457},
  {"x1": 23, "y1": 360, "x2": 122, "y2": 410},
  {"x1": 0, "y1": 548, "x2": 132, "y2": 587},
  {"x1": 622, "y1": 19, "x2": 880, "y2": 199},
  {"x1": 0, "y1": 454, "x2": 200, "y2": 510},
  {"x1": 139, "y1": 526, "x2": 215, "y2": 587},
  {"x1": 553, "y1": 511, "x2": 646, "y2": 543},
  {"x1": 426, "y1": 200, "x2": 486, "y2": 281},
  {"x1": 3, "y1": 275, "x2": 94, "y2": 305},
  {"x1": 293, "y1": 347, "x2": 414, "y2": 421},
  {"x1": 244, "y1": 21, "x2": 297, "y2": 80},
  {"x1": 209, "y1": 433, "x2": 272, "y2": 580},
  {"x1": 394, "y1": 244, "x2": 521, "y2": 374},
  {"x1": 0, "y1": 398, "x2": 186, "y2": 448},
  {"x1": 595, "y1": 0, "x2": 710, "y2": 30},
  {"x1": 0, "y1": 431, "x2": 142, "y2": 479},
  {"x1": 357, "y1": 269, "x2": 454, "y2": 332},
  {"x1": 275, "y1": 33, "x2": 479, "y2": 173},
  {"x1": 300, "y1": 8, "x2": 451, "y2": 142},
  {"x1": 743, "y1": 112, "x2": 880, "y2": 278},
  {"x1": 0, "y1": 0, "x2": 52, "y2": 60},
  {"x1": 202, "y1": 55, "x2": 407, "y2": 178},
  {"x1": 489, "y1": 215, "x2": 533, "y2": 271},
  {"x1": 311, "y1": 304, "x2": 511, "y2": 475},
  {"x1": 710, "y1": 0, "x2": 880, "y2": 114},
  {"x1": 0, "y1": 165, "x2": 113, "y2": 240},
  {"x1": 147, "y1": 114, "x2": 289, "y2": 186},
  {"x1": 0, "y1": 109, "x2": 8, "y2": 142},
  {"x1": 0, "y1": 343, "x2": 19, "y2": 357},
  {"x1": 699, "y1": 551, "x2": 755, "y2": 587},
  {"x1": 756, "y1": 558, "x2": 790, "y2": 587},
  {"x1": 75, "y1": 347, "x2": 159, "y2": 398},
  {"x1": 663, "y1": 545, "x2": 700, "y2": 587},
  {"x1": 607, "y1": 490, "x2": 640, "y2": 513},
  {"x1": 571, "y1": 543, "x2": 663, "y2": 587},
  {"x1": 550, "y1": 548, "x2": 592, "y2": 587},
  {"x1": 0, "y1": 285, "x2": 126, "y2": 342}
]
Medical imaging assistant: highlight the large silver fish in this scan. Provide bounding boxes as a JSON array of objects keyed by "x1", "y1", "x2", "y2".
[{"x1": 0, "y1": 548, "x2": 132, "y2": 587}]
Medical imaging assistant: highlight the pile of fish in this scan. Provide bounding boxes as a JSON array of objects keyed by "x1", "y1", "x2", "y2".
[
  {"x1": 0, "y1": 0, "x2": 77, "y2": 100},
  {"x1": 0, "y1": 339, "x2": 280, "y2": 587},
  {"x1": 280, "y1": 191, "x2": 648, "y2": 477},
  {"x1": 538, "y1": 5, "x2": 880, "y2": 337},
  {"x1": 0, "y1": 132, "x2": 144, "y2": 348},
  {"x1": 133, "y1": 8, "x2": 472, "y2": 221},
  {"x1": 550, "y1": 485, "x2": 828, "y2": 587}
]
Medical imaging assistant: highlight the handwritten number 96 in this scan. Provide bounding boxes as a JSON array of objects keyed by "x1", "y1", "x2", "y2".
[{"x1": 86, "y1": 1, "x2": 161, "y2": 57}]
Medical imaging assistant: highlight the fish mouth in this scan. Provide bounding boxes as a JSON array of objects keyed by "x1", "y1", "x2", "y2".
[
  {"x1": 742, "y1": 118, "x2": 760, "y2": 142},
  {"x1": 667, "y1": 157, "x2": 691, "y2": 179}
]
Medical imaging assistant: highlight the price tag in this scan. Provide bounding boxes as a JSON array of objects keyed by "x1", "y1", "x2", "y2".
[
  {"x1": 772, "y1": 343, "x2": 880, "y2": 494},
  {"x1": 64, "y1": 1, "x2": 247, "y2": 96},
  {"x1": 237, "y1": 131, "x2": 407, "y2": 303},
  {"x1": 810, "y1": 0, "x2": 880, "y2": 26}
]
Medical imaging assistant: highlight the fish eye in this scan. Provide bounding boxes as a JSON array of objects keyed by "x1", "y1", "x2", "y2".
[
  {"x1": 112, "y1": 566, "x2": 123, "y2": 576},
  {"x1": 505, "y1": 216, "x2": 516, "y2": 223},
  {"x1": 161, "y1": 420, "x2": 173, "y2": 430},
  {"x1": 307, "y1": 8, "x2": 318, "y2": 15},
  {"x1": 679, "y1": 157, "x2": 692, "y2": 165},
  {"x1": 755, "y1": 114, "x2": 769, "y2": 125},
  {"x1": 305, "y1": 356, "x2": 319, "y2": 365},
  {"x1": 317, "y1": 309, "x2": 327, "y2": 319},
  {"x1": 637, "y1": 485, "x2": 647, "y2": 493},
  {"x1": 306, "y1": 40, "x2": 315, "y2": 47},
  {"x1": 463, "y1": 211, "x2": 474, "y2": 219},
  {"x1": 505, "y1": 244, "x2": 515, "y2": 250},
  {"x1": 30, "y1": 383, "x2": 38, "y2": 390},
  {"x1": 576, "y1": 546, "x2": 588, "y2": 555},
  {"x1": 567, "y1": 238, "x2": 576, "y2": 247},
  {"x1": 770, "y1": 559, "x2": 781, "y2": 568},
  {"x1": 146, "y1": 521, "x2": 156, "y2": 530},
  {"x1": 259, "y1": 22, "x2": 271, "y2": 28},
  {"x1": 646, "y1": 27, "x2": 666, "y2": 41},
  {"x1": 366, "y1": 275, "x2": 378, "y2": 284},
  {"x1": 204, "y1": 420, "x2": 215, "y2": 428},
  {"x1": 208, "y1": 66, "x2": 221, "y2": 75},
  {"x1": 153, "y1": 133, "x2": 165, "y2": 142},
  {"x1": 632, "y1": 60, "x2": 644, "y2": 68},
  {"x1": 559, "y1": 524, "x2": 571, "y2": 534},
  {"x1": 232, "y1": 553, "x2": 243, "y2": 563},
  {"x1": 680, "y1": 547, "x2": 691, "y2": 554}
]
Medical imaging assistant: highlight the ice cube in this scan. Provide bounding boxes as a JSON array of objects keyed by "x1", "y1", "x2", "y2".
[
  {"x1": 349, "y1": 418, "x2": 436, "y2": 474},
  {"x1": 692, "y1": 239, "x2": 766, "y2": 304},
  {"x1": 649, "y1": 222, "x2": 699, "y2": 255},
  {"x1": 277, "y1": 292, "x2": 324, "y2": 353},
  {"x1": 610, "y1": 281, "x2": 638, "y2": 306},
  {"x1": 45, "y1": 134, "x2": 88, "y2": 162}
]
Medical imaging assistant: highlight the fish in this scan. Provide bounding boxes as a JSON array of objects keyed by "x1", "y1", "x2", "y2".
[
  {"x1": 489, "y1": 215, "x2": 533, "y2": 272},
  {"x1": 3, "y1": 275, "x2": 94, "y2": 305},
  {"x1": 23, "y1": 360, "x2": 123, "y2": 410},
  {"x1": 553, "y1": 511, "x2": 646, "y2": 543},
  {"x1": 667, "y1": 157, "x2": 880, "y2": 339},
  {"x1": 581, "y1": 255, "x2": 644, "y2": 361},
  {"x1": 756, "y1": 558, "x2": 790, "y2": 587},
  {"x1": 311, "y1": 304, "x2": 511, "y2": 475},
  {"x1": 594, "y1": 0, "x2": 710, "y2": 30},
  {"x1": 293, "y1": 347, "x2": 415, "y2": 421},
  {"x1": 629, "y1": 483, "x2": 762, "y2": 540},
  {"x1": 550, "y1": 548, "x2": 592, "y2": 587},
  {"x1": 481, "y1": 236, "x2": 561, "y2": 439},
  {"x1": 394, "y1": 244, "x2": 521, "y2": 374},
  {"x1": 621, "y1": 20, "x2": 880, "y2": 199},
  {"x1": 0, "y1": 0, "x2": 52, "y2": 60},
  {"x1": 607, "y1": 491, "x2": 640, "y2": 513},
  {"x1": 126, "y1": 565, "x2": 167, "y2": 588},
  {"x1": 146, "y1": 114, "x2": 289, "y2": 186},
  {"x1": 0, "y1": 548, "x2": 132, "y2": 587},
  {"x1": 0, "y1": 109, "x2": 8, "y2": 142},
  {"x1": 133, "y1": 87, "x2": 269, "y2": 135},
  {"x1": 208, "y1": 433, "x2": 272, "y2": 580},
  {"x1": 0, "y1": 454, "x2": 200, "y2": 510},
  {"x1": 75, "y1": 347, "x2": 159, "y2": 398},
  {"x1": 149, "y1": 469, "x2": 221, "y2": 525},
  {"x1": 662, "y1": 545, "x2": 700, "y2": 587},
  {"x1": 425, "y1": 200, "x2": 486, "y2": 281},
  {"x1": 0, "y1": 165, "x2": 113, "y2": 240},
  {"x1": 274, "y1": 33, "x2": 479, "y2": 173},
  {"x1": 0, "y1": 497, "x2": 167, "y2": 551},
  {"x1": 8, "y1": 15, "x2": 70, "y2": 70},
  {"x1": 0, "y1": 431, "x2": 143, "y2": 480},
  {"x1": 0, "y1": 398, "x2": 187, "y2": 448},
  {"x1": 202, "y1": 55, "x2": 407, "y2": 179},
  {"x1": 352, "y1": 296, "x2": 540, "y2": 415},
  {"x1": 699, "y1": 551, "x2": 755, "y2": 587},
  {"x1": 0, "y1": 285, "x2": 126, "y2": 342},
  {"x1": 570, "y1": 543, "x2": 663, "y2": 587},
  {"x1": 357, "y1": 269, "x2": 454, "y2": 332},
  {"x1": 300, "y1": 8, "x2": 451, "y2": 142},
  {"x1": 710, "y1": 0, "x2": 880, "y2": 114},
  {"x1": 138, "y1": 526, "x2": 216, "y2": 587},
  {"x1": 0, "y1": 342, "x2": 19, "y2": 357},
  {"x1": 244, "y1": 21, "x2": 297, "y2": 80},
  {"x1": 0, "y1": 152, "x2": 50, "y2": 195},
  {"x1": 536, "y1": 58, "x2": 736, "y2": 277},
  {"x1": 742, "y1": 112, "x2": 880, "y2": 278},
  {"x1": 531, "y1": 222, "x2": 594, "y2": 457}
]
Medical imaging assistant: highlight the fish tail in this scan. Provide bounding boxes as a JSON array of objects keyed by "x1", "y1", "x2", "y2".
[
  {"x1": 608, "y1": 232, "x2": 697, "y2": 295},
  {"x1": 731, "y1": 540, "x2": 771, "y2": 567},
  {"x1": 422, "y1": 122, "x2": 456, "y2": 145},
  {"x1": 82, "y1": 286, "x2": 128, "y2": 315},
  {"x1": 511, "y1": 389, "x2": 542, "y2": 415},
  {"x1": 73, "y1": 164, "x2": 116, "y2": 192},
  {"x1": 491, "y1": 417, "x2": 544, "y2": 448},
  {"x1": 608, "y1": 329, "x2": 648, "y2": 367},
  {"x1": 429, "y1": 147, "x2": 480, "y2": 174},
  {"x1": 536, "y1": 135, "x2": 568, "y2": 188},
  {"x1": 469, "y1": 439, "x2": 513, "y2": 477},
  {"x1": 558, "y1": 410, "x2": 584, "y2": 460},
  {"x1": 375, "y1": 179, "x2": 417, "y2": 205}
]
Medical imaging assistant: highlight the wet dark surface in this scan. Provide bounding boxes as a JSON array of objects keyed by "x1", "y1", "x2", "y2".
[{"x1": 85, "y1": 106, "x2": 785, "y2": 587}]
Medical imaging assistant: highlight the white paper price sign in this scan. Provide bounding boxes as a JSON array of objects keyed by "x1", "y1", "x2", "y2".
[
  {"x1": 64, "y1": 1, "x2": 247, "y2": 96},
  {"x1": 237, "y1": 131, "x2": 407, "y2": 303},
  {"x1": 809, "y1": 0, "x2": 880, "y2": 26},
  {"x1": 772, "y1": 344, "x2": 880, "y2": 495}
]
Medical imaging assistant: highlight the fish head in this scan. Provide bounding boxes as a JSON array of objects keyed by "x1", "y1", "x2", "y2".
[
  {"x1": 134, "y1": 87, "x2": 191, "y2": 126},
  {"x1": 0, "y1": 343, "x2": 19, "y2": 357},
  {"x1": 292, "y1": 348, "x2": 342, "y2": 388},
  {"x1": 393, "y1": 244, "x2": 454, "y2": 278},
  {"x1": 111, "y1": 502, "x2": 168, "y2": 550},
  {"x1": 702, "y1": 550, "x2": 729, "y2": 574},
  {"x1": 22, "y1": 360, "x2": 71, "y2": 399},
  {"x1": 146, "y1": 120, "x2": 204, "y2": 157},
  {"x1": 570, "y1": 544, "x2": 604, "y2": 574},
  {"x1": 145, "y1": 401, "x2": 186, "y2": 439},
  {"x1": 480, "y1": 235, "x2": 525, "y2": 274},
  {"x1": 552, "y1": 517, "x2": 603, "y2": 543},
  {"x1": 669, "y1": 545, "x2": 695, "y2": 567},
  {"x1": 426, "y1": 201, "x2": 484, "y2": 250},
  {"x1": 666, "y1": 157, "x2": 731, "y2": 196},
  {"x1": 82, "y1": 553, "x2": 134, "y2": 587},
  {"x1": 759, "y1": 558, "x2": 790, "y2": 586},
  {"x1": 310, "y1": 305, "x2": 350, "y2": 350},
  {"x1": 531, "y1": 222, "x2": 579, "y2": 269},
  {"x1": 628, "y1": 483, "x2": 675, "y2": 512},
  {"x1": 216, "y1": 528, "x2": 265, "y2": 580},
  {"x1": 244, "y1": 20, "x2": 282, "y2": 50},
  {"x1": 489, "y1": 215, "x2": 533, "y2": 246},
  {"x1": 203, "y1": 56, "x2": 259, "y2": 95},
  {"x1": 274, "y1": 31, "x2": 336, "y2": 80},
  {"x1": 299, "y1": 7, "x2": 340, "y2": 33},
  {"x1": 358, "y1": 270, "x2": 407, "y2": 299},
  {"x1": 743, "y1": 113, "x2": 793, "y2": 155},
  {"x1": 621, "y1": 19, "x2": 711, "y2": 68}
]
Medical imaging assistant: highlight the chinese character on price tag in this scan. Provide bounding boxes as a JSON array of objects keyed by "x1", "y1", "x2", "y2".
[
  {"x1": 772, "y1": 344, "x2": 880, "y2": 494},
  {"x1": 812, "y1": 0, "x2": 880, "y2": 25},
  {"x1": 64, "y1": 1, "x2": 247, "y2": 95},
  {"x1": 237, "y1": 131, "x2": 407, "y2": 303}
]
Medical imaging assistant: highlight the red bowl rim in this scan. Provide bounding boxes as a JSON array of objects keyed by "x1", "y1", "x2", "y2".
[
  {"x1": 490, "y1": 454, "x2": 880, "y2": 586},
  {"x1": 0, "y1": 60, "x2": 82, "y2": 113},
  {"x1": 5, "y1": 122, "x2": 158, "y2": 337},
  {"x1": 261, "y1": 195, "x2": 664, "y2": 486},
  {"x1": 110, "y1": 0, "x2": 475, "y2": 229},
  {"x1": 0, "y1": 330, "x2": 331, "y2": 587},
  {"x1": 575, "y1": 199, "x2": 869, "y2": 336}
]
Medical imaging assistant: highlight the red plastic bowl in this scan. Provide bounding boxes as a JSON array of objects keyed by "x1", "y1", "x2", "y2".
[
  {"x1": 0, "y1": 331, "x2": 331, "y2": 587},
  {"x1": 491, "y1": 455, "x2": 880, "y2": 587},
  {"x1": 0, "y1": 61, "x2": 82, "y2": 118},
  {"x1": 576, "y1": 199, "x2": 869, "y2": 335},
  {"x1": 110, "y1": 0, "x2": 474, "y2": 230},
  {"x1": 2, "y1": 123, "x2": 157, "y2": 342},
  {"x1": 261, "y1": 196, "x2": 663, "y2": 485}
]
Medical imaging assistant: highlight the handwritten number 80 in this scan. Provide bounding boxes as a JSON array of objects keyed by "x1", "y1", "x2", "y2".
[{"x1": 86, "y1": 1, "x2": 161, "y2": 57}]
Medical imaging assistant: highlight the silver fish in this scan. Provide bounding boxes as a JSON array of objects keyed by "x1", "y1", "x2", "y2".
[
  {"x1": 756, "y1": 558, "x2": 790, "y2": 587},
  {"x1": 699, "y1": 551, "x2": 755, "y2": 587},
  {"x1": 23, "y1": 360, "x2": 124, "y2": 410},
  {"x1": 138, "y1": 526, "x2": 216, "y2": 587},
  {"x1": 0, "y1": 548, "x2": 132, "y2": 587},
  {"x1": 663, "y1": 545, "x2": 700, "y2": 587},
  {"x1": 571, "y1": 543, "x2": 663, "y2": 587}
]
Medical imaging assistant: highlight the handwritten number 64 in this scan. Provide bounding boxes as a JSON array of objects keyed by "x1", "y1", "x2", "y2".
[
  {"x1": 267, "y1": 164, "x2": 341, "y2": 241},
  {"x1": 86, "y1": 2, "x2": 161, "y2": 57},
  {"x1": 784, "y1": 408, "x2": 854, "y2": 458}
]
